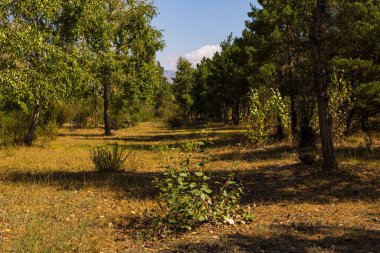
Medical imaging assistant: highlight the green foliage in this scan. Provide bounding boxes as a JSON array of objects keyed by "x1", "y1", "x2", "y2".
[
  {"x1": 328, "y1": 69, "x2": 353, "y2": 142},
  {"x1": 155, "y1": 81, "x2": 178, "y2": 119},
  {"x1": 247, "y1": 88, "x2": 291, "y2": 144},
  {"x1": 247, "y1": 89, "x2": 269, "y2": 144},
  {"x1": 268, "y1": 88, "x2": 292, "y2": 140},
  {"x1": 90, "y1": 143, "x2": 127, "y2": 172},
  {"x1": 180, "y1": 141, "x2": 205, "y2": 153},
  {"x1": 153, "y1": 153, "x2": 251, "y2": 232},
  {"x1": 36, "y1": 121, "x2": 59, "y2": 142},
  {"x1": 72, "y1": 103, "x2": 94, "y2": 129},
  {"x1": 0, "y1": 111, "x2": 29, "y2": 146},
  {"x1": 167, "y1": 116, "x2": 185, "y2": 128},
  {"x1": 45, "y1": 103, "x2": 72, "y2": 127},
  {"x1": 172, "y1": 58, "x2": 195, "y2": 120}
]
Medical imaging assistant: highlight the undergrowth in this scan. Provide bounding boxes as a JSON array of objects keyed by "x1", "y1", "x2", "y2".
[{"x1": 152, "y1": 150, "x2": 253, "y2": 233}]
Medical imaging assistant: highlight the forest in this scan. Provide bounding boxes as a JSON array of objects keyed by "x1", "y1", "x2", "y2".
[{"x1": 0, "y1": 0, "x2": 379, "y2": 252}]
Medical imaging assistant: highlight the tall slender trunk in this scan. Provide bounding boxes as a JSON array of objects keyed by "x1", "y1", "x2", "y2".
[
  {"x1": 24, "y1": 100, "x2": 40, "y2": 146},
  {"x1": 311, "y1": 0, "x2": 338, "y2": 172},
  {"x1": 232, "y1": 99, "x2": 240, "y2": 125},
  {"x1": 103, "y1": 82, "x2": 111, "y2": 136},
  {"x1": 360, "y1": 111, "x2": 369, "y2": 132},
  {"x1": 287, "y1": 52, "x2": 297, "y2": 138},
  {"x1": 290, "y1": 86, "x2": 297, "y2": 137},
  {"x1": 94, "y1": 92, "x2": 99, "y2": 128},
  {"x1": 344, "y1": 107, "x2": 356, "y2": 136}
]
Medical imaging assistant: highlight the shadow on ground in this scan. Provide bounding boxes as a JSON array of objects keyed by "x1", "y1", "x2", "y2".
[
  {"x1": 3, "y1": 160, "x2": 379, "y2": 204},
  {"x1": 3, "y1": 171, "x2": 159, "y2": 200},
  {"x1": 160, "y1": 225, "x2": 380, "y2": 252}
]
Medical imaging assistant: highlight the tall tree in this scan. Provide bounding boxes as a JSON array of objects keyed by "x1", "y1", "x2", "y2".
[
  {"x1": 172, "y1": 58, "x2": 195, "y2": 121},
  {"x1": 310, "y1": 0, "x2": 338, "y2": 171},
  {"x1": 79, "y1": 0, "x2": 163, "y2": 135},
  {"x1": 0, "y1": 0, "x2": 84, "y2": 145}
]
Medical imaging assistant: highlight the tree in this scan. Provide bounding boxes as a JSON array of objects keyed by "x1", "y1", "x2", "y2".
[
  {"x1": 310, "y1": 0, "x2": 338, "y2": 171},
  {"x1": 0, "y1": 0, "x2": 84, "y2": 145},
  {"x1": 172, "y1": 58, "x2": 195, "y2": 121},
  {"x1": 79, "y1": 0, "x2": 163, "y2": 135}
]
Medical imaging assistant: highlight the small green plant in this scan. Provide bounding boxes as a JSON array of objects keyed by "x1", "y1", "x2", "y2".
[
  {"x1": 153, "y1": 153, "x2": 252, "y2": 232},
  {"x1": 90, "y1": 143, "x2": 127, "y2": 172},
  {"x1": 199, "y1": 121, "x2": 213, "y2": 144},
  {"x1": 180, "y1": 140, "x2": 205, "y2": 153},
  {"x1": 150, "y1": 144, "x2": 177, "y2": 152},
  {"x1": 363, "y1": 132, "x2": 374, "y2": 152}
]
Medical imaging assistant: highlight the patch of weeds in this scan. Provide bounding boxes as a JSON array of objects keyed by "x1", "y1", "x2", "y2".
[
  {"x1": 150, "y1": 144, "x2": 177, "y2": 152},
  {"x1": 90, "y1": 143, "x2": 127, "y2": 172},
  {"x1": 363, "y1": 132, "x2": 374, "y2": 152},
  {"x1": 11, "y1": 220, "x2": 88, "y2": 253},
  {"x1": 152, "y1": 152, "x2": 253, "y2": 233},
  {"x1": 199, "y1": 122, "x2": 213, "y2": 144},
  {"x1": 124, "y1": 151, "x2": 142, "y2": 172},
  {"x1": 180, "y1": 140, "x2": 205, "y2": 153}
]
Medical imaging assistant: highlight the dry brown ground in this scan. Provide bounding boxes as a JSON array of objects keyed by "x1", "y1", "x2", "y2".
[{"x1": 0, "y1": 121, "x2": 379, "y2": 252}]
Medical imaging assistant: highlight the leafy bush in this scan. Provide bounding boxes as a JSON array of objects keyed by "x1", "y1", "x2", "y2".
[
  {"x1": 180, "y1": 140, "x2": 205, "y2": 153},
  {"x1": 167, "y1": 116, "x2": 185, "y2": 128},
  {"x1": 90, "y1": 143, "x2": 127, "y2": 172},
  {"x1": 72, "y1": 103, "x2": 94, "y2": 129},
  {"x1": 247, "y1": 88, "x2": 269, "y2": 144},
  {"x1": 153, "y1": 154, "x2": 252, "y2": 232},
  {"x1": 0, "y1": 111, "x2": 29, "y2": 146},
  {"x1": 36, "y1": 121, "x2": 59, "y2": 143},
  {"x1": 247, "y1": 88, "x2": 291, "y2": 144}
]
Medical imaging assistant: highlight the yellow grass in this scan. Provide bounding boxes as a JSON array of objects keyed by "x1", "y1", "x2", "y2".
[{"x1": 0, "y1": 121, "x2": 379, "y2": 252}]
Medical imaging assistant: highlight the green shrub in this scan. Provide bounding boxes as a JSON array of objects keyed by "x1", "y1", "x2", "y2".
[
  {"x1": 90, "y1": 143, "x2": 127, "y2": 172},
  {"x1": 153, "y1": 153, "x2": 252, "y2": 232},
  {"x1": 36, "y1": 121, "x2": 59, "y2": 142},
  {"x1": 72, "y1": 104, "x2": 93, "y2": 129},
  {"x1": 0, "y1": 111, "x2": 29, "y2": 146},
  {"x1": 167, "y1": 116, "x2": 185, "y2": 128},
  {"x1": 180, "y1": 140, "x2": 205, "y2": 153}
]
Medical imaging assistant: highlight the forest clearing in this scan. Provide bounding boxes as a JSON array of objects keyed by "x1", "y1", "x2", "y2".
[
  {"x1": 1, "y1": 0, "x2": 380, "y2": 252},
  {"x1": 0, "y1": 121, "x2": 379, "y2": 252}
]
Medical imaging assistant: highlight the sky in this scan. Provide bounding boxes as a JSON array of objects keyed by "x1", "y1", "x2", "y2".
[{"x1": 152, "y1": 0, "x2": 257, "y2": 70}]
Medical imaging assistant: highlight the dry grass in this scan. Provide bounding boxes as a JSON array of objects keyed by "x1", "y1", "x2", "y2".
[{"x1": 0, "y1": 121, "x2": 379, "y2": 252}]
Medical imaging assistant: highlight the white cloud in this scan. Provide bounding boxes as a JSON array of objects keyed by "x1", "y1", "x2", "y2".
[
  {"x1": 161, "y1": 55, "x2": 178, "y2": 70},
  {"x1": 160, "y1": 44, "x2": 222, "y2": 70},
  {"x1": 183, "y1": 44, "x2": 222, "y2": 66}
]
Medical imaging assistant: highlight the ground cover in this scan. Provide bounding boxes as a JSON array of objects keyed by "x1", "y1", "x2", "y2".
[{"x1": 0, "y1": 122, "x2": 378, "y2": 252}]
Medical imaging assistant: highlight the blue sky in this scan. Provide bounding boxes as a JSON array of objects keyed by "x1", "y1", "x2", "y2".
[{"x1": 152, "y1": 0, "x2": 257, "y2": 70}]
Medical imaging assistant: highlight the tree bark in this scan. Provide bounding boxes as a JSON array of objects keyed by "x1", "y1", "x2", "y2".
[
  {"x1": 360, "y1": 111, "x2": 369, "y2": 132},
  {"x1": 24, "y1": 101, "x2": 40, "y2": 146},
  {"x1": 344, "y1": 107, "x2": 356, "y2": 136},
  {"x1": 94, "y1": 91, "x2": 99, "y2": 128},
  {"x1": 290, "y1": 88, "x2": 297, "y2": 137},
  {"x1": 103, "y1": 82, "x2": 112, "y2": 136},
  {"x1": 311, "y1": 0, "x2": 338, "y2": 172},
  {"x1": 232, "y1": 99, "x2": 240, "y2": 125}
]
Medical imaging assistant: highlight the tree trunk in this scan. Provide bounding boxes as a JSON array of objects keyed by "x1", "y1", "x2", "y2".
[
  {"x1": 277, "y1": 116, "x2": 285, "y2": 140},
  {"x1": 232, "y1": 99, "x2": 240, "y2": 125},
  {"x1": 299, "y1": 99, "x2": 315, "y2": 148},
  {"x1": 290, "y1": 89, "x2": 297, "y2": 137},
  {"x1": 24, "y1": 101, "x2": 40, "y2": 146},
  {"x1": 103, "y1": 82, "x2": 112, "y2": 136},
  {"x1": 360, "y1": 111, "x2": 369, "y2": 132},
  {"x1": 344, "y1": 107, "x2": 356, "y2": 136},
  {"x1": 94, "y1": 92, "x2": 99, "y2": 128},
  {"x1": 311, "y1": 0, "x2": 338, "y2": 172}
]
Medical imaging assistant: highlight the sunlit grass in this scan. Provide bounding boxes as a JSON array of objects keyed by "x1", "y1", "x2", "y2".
[{"x1": 0, "y1": 121, "x2": 378, "y2": 252}]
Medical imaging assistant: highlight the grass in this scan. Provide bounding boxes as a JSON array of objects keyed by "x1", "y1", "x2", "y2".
[{"x1": 0, "y1": 121, "x2": 379, "y2": 252}]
